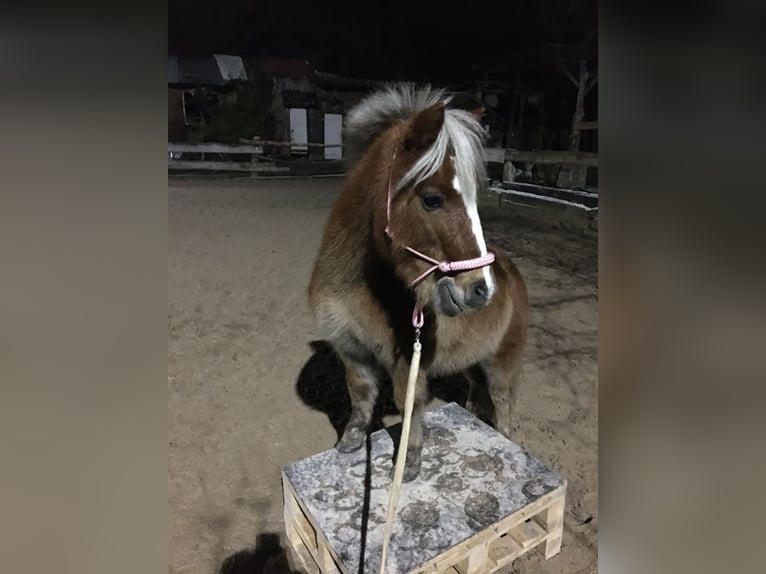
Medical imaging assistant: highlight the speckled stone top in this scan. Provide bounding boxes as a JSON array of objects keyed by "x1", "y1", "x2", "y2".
[{"x1": 283, "y1": 403, "x2": 564, "y2": 574}]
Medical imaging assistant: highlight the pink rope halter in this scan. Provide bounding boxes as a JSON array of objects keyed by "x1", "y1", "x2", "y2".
[{"x1": 384, "y1": 148, "x2": 495, "y2": 331}]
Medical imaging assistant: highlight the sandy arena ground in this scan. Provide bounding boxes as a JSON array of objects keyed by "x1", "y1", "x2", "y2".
[{"x1": 169, "y1": 176, "x2": 597, "y2": 574}]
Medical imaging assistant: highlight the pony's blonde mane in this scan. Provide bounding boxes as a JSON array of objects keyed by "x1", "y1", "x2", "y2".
[{"x1": 344, "y1": 84, "x2": 487, "y2": 201}]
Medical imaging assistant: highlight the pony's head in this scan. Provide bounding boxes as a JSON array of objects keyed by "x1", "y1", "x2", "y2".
[{"x1": 346, "y1": 85, "x2": 495, "y2": 317}]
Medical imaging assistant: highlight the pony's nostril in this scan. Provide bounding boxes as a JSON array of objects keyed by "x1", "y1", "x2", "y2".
[{"x1": 469, "y1": 280, "x2": 489, "y2": 305}]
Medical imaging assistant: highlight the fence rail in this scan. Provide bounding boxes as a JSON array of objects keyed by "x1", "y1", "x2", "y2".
[
  {"x1": 170, "y1": 142, "x2": 266, "y2": 154},
  {"x1": 168, "y1": 142, "x2": 598, "y2": 176},
  {"x1": 484, "y1": 148, "x2": 598, "y2": 167},
  {"x1": 168, "y1": 142, "x2": 289, "y2": 173},
  {"x1": 237, "y1": 139, "x2": 344, "y2": 149},
  {"x1": 167, "y1": 160, "x2": 288, "y2": 173}
]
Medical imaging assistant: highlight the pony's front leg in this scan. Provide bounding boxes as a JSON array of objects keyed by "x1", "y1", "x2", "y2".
[
  {"x1": 391, "y1": 356, "x2": 428, "y2": 482},
  {"x1": 336, "y1": 359, "x2": 380, "y2": 453}
]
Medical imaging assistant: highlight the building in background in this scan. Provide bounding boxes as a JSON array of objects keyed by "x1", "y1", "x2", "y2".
[{"x1": 167, "y1": 54, "x2": 248, "y2": 141}]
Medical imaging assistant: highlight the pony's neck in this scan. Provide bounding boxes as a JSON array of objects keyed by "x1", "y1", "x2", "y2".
[{"x1": 346, "y1": 130, "x2": 400, "y2": 259}]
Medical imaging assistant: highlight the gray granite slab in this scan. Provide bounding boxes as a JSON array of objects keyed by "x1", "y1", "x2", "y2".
[{"x1": 283, "y1": 403, "x2": 564, "y2": 574}]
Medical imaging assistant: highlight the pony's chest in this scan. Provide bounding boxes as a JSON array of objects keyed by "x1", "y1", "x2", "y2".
[{"x1": 426, "y1": 323, "x2": 499, "y2": 375}]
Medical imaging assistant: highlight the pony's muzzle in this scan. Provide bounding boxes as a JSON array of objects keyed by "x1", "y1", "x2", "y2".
[
  {"x1": 465, "y1": 279, "x2": 490, "y2": 308},
  {"x1": 434, "y1": 273, "x2": 492, "y2": 316},
  {"x1": 435, "y1": 278, "x2": 463, "y2": 316}
]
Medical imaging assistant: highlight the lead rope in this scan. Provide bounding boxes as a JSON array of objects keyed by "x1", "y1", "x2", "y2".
[
  {"x1": 378, "y1": 323, "x2": 421, "y2": 574},
  {"x1": 378, "y1": 147, "x2": 413, "y2": 574},
  {"x1": 377, "y1": 146, "x2": 494, "y2": 573}
]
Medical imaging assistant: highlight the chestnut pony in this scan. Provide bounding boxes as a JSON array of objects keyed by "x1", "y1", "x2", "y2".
[{"x1": 308, "y1": 85, "x2": 528, "y2": 481}]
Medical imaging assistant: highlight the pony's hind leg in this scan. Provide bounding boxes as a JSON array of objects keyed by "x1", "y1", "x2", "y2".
[
  {"x1": 464, "y1": 364, "x2": 498, "y2": 428},
  {"x1": 483, "y1": 359, "x2": 522, "y2": 439},
  {"x1": 336, "y1": 359, "x2": 380, "y2": 453}
]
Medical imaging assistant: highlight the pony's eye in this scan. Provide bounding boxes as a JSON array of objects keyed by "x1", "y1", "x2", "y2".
[{"x1": 421, "y1": 193, "x2": 445, "y2": 211}]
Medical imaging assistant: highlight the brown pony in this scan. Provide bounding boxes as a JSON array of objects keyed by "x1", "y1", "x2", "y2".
[{"x1": 308, "y1": 85, "x2": 528, "y2": 481}]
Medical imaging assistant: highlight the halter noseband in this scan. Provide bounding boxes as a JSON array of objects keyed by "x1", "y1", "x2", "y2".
[{"x1": 385, "y1": 147, "x2": 496, "y2": 331}]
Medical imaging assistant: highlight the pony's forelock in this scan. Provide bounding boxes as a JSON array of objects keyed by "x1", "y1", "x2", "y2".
[
  {"x1": 397, "y1": 109, "x2": 487, "y2": 203},
  {"x1": 344, "y1": 83, "x2": 487, "y2": 200}
]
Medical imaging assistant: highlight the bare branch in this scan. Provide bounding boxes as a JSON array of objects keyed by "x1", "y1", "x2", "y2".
[
  {"x1": 586, "y1": 74, "x2": 598, "y2": 92},
  {"x1": 585, "y1": 75, "x2": 598, "y2": 94},
  {"x1": 558, "y1": 61, "x2": 578, "y2": 86}
]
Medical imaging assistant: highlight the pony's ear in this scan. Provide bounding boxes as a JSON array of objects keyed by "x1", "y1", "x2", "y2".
[
  {"x1": 470, "y1": 105, "x2": 486, "y2": 121},
  {"x1": 403, "y1": 103, "x2": 445, "y2": 151}
]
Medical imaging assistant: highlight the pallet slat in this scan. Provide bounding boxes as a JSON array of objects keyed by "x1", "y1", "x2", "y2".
[
  {"x1": 508, "y1": 520, "x2": 547, "y2": 550},
  {"x1": 487, "y1": 532, "x2": 524, "y2": 569}
]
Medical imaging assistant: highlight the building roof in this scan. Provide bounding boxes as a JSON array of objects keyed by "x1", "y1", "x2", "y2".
[
  {"x1": 168, "y1": 55, "x2": 247, "y2": 86},
  {"x1": 214, "y1": 55, "x2": 248, "y2": 82}
]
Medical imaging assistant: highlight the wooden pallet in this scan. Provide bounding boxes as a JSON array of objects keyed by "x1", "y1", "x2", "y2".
[
  {"x1": 282, "y1": 403, "x2": 566, "y2": 574},
  {"x1": 284, "y1": 476, "x2": 564, "y2": 574}
]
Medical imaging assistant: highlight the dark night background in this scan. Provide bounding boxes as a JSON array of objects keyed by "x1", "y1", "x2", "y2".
[{"x1": 169, "y1": 0, "x2": 597, "y2": 83}]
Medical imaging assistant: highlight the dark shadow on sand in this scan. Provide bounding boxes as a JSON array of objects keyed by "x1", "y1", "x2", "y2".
[
  {"x1": 218, "y1": 532, "x2": 302, "y2": 574},
  {"x1": 295, "y1": 339, "x2": 469, "y2": 444}
]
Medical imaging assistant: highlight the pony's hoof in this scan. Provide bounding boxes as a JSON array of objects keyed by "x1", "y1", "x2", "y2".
[
  {"x1": 336, "y1": 427, "x2": 365, "y2": 453},
  {"x1": 465, "y1": 400, "x2": 497, "y2": 429},
  {"x1": 497, "y1": 424, "x2": 512, "y2": 439},
  {"x1": 389, "y1": 457, "x2": 421, "y2": 482},
  {"x1": 402, "y1": 462, "x2": 421, "y2": 482}
]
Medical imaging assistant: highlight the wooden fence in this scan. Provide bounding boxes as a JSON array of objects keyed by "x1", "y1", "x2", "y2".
[
  {"x1": 168, "y1": 143, "x2": 598, "y2": 190},
  {"x1": 168, "y1": 142, "x2": 289, "y2": 173},
  {"x1": 483, "y1": 148, "x2": 598, "y2": 168}
]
